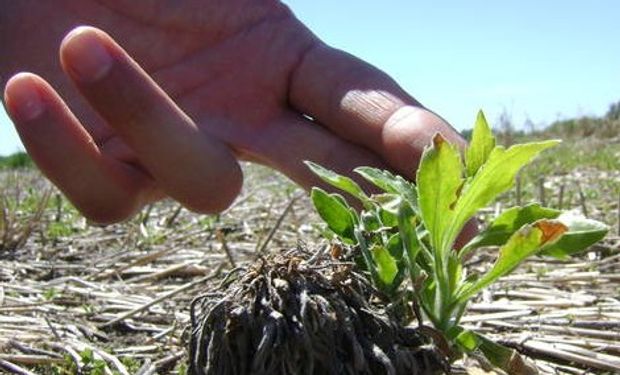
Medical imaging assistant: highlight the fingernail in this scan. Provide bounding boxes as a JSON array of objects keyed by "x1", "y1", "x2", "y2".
[
  {"x1": 63, "y1": 27, "x2": 113, "y2": 83},
  {"x1": 5, "y1": 74, "x2": 45, "y2": 122}
]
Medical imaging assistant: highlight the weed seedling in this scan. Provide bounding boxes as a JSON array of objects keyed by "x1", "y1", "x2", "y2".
[{"x1": 308, "y1": 111, "x2": 608, "y2": 373}]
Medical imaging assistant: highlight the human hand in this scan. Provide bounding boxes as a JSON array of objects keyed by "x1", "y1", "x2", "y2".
[{"x1": 2, "y1": 1, "x2": 466, "y2": 224}]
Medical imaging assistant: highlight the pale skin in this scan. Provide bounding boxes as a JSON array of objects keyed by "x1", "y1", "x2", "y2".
[{"x1": 1, "y1": 1, "x2": 473, "y2": 242}]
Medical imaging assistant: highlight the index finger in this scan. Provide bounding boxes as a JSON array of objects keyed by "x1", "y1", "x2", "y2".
[
  {"x1": 60, "y1": 26, "x2": 242, "y2": 213},
  {"x1": 288, "y1": 41, "x2": 465, "y2": 176}
]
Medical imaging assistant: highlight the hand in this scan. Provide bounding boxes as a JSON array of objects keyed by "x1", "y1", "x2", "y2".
[{"x1": 1, "y1": 1, "x2": 465, "y2": 224}]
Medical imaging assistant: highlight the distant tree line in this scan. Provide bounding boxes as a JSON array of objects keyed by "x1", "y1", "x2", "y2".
[
  {"x1": 606, "y1": 101, "x2": 620, "y2": 121},
  {"x1": 3, "y1": 100, "x2": 620, "y2": 170},
  {"x1": 0, "y1": 151, "x2": 32, "y2": 169},
  {"x1": 461, "y1": 100, "x2": 620, "y2": 143},
  {"x1": 540, "y1": 100, "x2": 620, "y2": 139}
]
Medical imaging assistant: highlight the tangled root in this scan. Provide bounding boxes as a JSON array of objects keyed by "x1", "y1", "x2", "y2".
[{"x1": 189, "y1": 248, "x2": 448, "y2": 375}]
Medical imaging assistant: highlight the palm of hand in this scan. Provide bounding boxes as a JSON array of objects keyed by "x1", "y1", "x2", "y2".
[
  {"x1": 6, "y1": 0, "x2": 313, "y2": 159},
  {"x1": 2, "y1": 0, "x2": 464, "y2": 223}
]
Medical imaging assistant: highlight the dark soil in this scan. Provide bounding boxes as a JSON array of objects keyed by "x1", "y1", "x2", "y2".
[{"x1": 189, "y1": 248, "x2": 448, "y2": 375}]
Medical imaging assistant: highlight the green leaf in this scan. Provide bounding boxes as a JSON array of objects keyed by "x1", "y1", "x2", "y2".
[
  {"x1": 374, "y1": 193, "x2": 402, "y2": 228},
  {"x1": 446, "y1": 140, "x2": 559, "y2": 252},
  {"x1": 371, "y1": 244, "x2": 399, "y2": 287},
  {"x1": 475, "y1": 332, "x2": 539, "y2": 375},
  {"x1": 306, "y1": 161, "x2": 369, "y2": 203},
  {"x1": 447, "y1": 326, "x2": 480, "y2": 352},
  {"x1": 461, "y1": 204, "x2": 560, "y2": 255},
  {"x1": 361, "y1": 211, "x2": 382, "y2": 232},
  {"x1": 417, "y1": 133, "x2": 464, "y2": 254},
  {"x1": 398, "y1": 202, "x2": 422, "y2": 269},
  {"x1": 355, "y1": 166, "x2": 418, "y2": 206},
  {"x1": 465, "y1": 110, "x2": 495, "y2": 177},
  {"x1": 385, "y1": 233, "x2": 407, "y2": 293},
  {"x1": 447, "y1": 252, "x2": 462, "y2": 295},
  {"x1": 456, "y1": 329, "x2": 479, "y2": 351},
  {"x1": 355, "y1": 229, "x2": 377, "y2": 277},
  {"x1": 386, "y1": 232, "x2": 404, "y2": 260},
  {"x1": 457, "y1": 219, "x2": 567, "y2": 303},
  {"x1": 310, "y1": 187, "x2": 357, "y2": 244},
  {"x1": 419, "y1": 274, "x2": 439, "y2": 323},
  {"x1": 81, "y1": 348, "x2": 94, "y2": 363},
  {"x1": 541, "y1": 212, "x2": 608, "y2": 259}
]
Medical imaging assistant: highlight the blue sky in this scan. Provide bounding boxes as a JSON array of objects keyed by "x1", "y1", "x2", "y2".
[{"x1": 1, "y1": 1, "x2": 618, "y2": 155}]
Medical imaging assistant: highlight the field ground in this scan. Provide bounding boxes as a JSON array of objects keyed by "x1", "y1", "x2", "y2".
[{"x1": 0, "y1": 136, "x2": 619, "y2": 374}]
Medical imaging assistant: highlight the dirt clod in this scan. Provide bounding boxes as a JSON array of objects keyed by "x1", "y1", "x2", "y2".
[{"x1": 189, "y1": 248, "x2": 447, "y2": 375}]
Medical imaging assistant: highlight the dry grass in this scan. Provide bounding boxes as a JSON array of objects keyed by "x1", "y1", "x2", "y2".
[{"x1": 0, "y1": 163, "x2": 618, "y2": 374}]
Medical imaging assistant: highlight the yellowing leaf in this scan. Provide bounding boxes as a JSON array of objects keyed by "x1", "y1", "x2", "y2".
[
  {"x1": 460, "y1": 204, "x2": 560, "y2": 256},
  {"x1": 457, "y1": 219, "x2": 566, "y2": 303},
  {"x1": 541, "y1": 211, "x2": 609, "y2": 259},
  {"x1": 534, "y1": 220, "x2": 568, "y2": 245},
  {"x1": 445, "y1": 140, "x2": 559, "y2": 252}
]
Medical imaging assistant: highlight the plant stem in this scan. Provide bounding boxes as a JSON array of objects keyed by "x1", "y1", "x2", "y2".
[
  {"x1": 355, "y1": 229, "x2": 381, "y2": 288},
  {"x1": 433, "y1": 253, "x2": 453, "y2": 331}
]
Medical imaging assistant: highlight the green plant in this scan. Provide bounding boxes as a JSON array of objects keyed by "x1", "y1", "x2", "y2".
[
  {"x1": 82, "y1": 303, "x2": 96, "y2": 315},
  {"x1": 0, "y1": 151, "x2": 33, "y2": 169},
  {"x1": 43, "y1": 287, "x2": 59, "y2": 301},
  {"x1": 77, "y1": 348, "x2": 106, "y2": 375},
  {"x1": 1, "y1": 184, "x2": 51, "y2": 252},
  {"x1": 120, "y1": 356, "x2": 142, "y2": 373},
  {"x1": 34, "y1": 354, "x2": 77, "y2": 375},
  {"x1": 307, "y1": 111, "x2": 608, "y2": 373},
  {"x1": 176, "y1": 362, "x2": 188, "y2": 375},
  {"x1": 605, "y1": 100, "x2": 620, "y2": 121}
]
